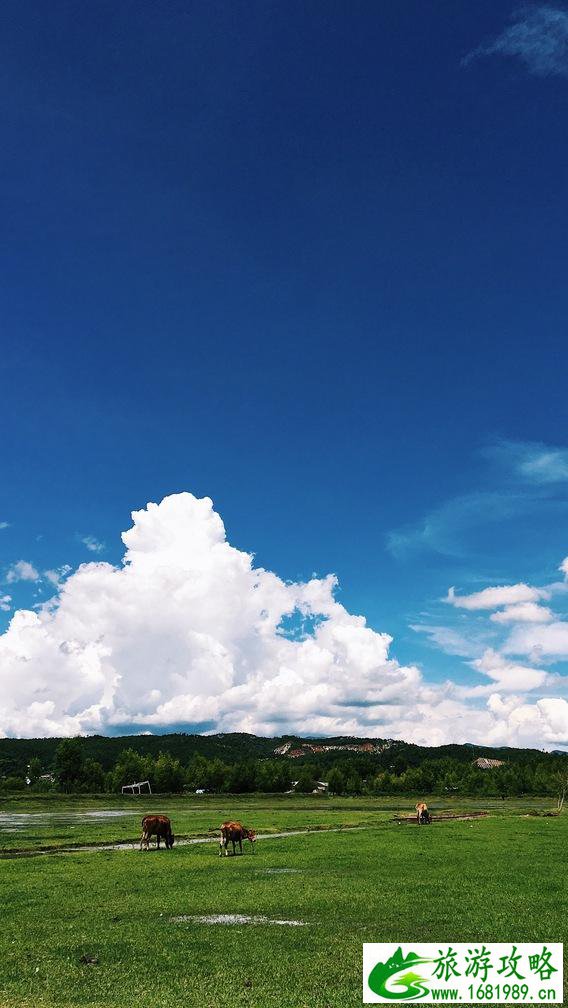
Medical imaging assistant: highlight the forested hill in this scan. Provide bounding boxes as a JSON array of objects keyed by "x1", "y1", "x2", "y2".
[{"x1": 0, "y1": 731, "x2": 558, "y2": 777}]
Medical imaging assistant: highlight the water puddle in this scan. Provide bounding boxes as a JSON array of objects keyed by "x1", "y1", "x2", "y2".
[
  {"x1": 0, "y1": 810, "x2": 139, "y2": 831},
  {"x1": 256, "y1": 868, "x2": 301, "y2": 875},
  {"x1": 170, "y1": 913, "x2": 307, "y2": 926}
]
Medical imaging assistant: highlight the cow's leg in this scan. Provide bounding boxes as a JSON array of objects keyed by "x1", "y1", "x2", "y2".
[{"x1": 157, "y1": 834, "x2": 161, "y2": 849}]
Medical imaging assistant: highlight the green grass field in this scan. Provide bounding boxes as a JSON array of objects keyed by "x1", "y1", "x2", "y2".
[{"x1": 0, "y1": 796, "x2": 565, "y2": 1007}]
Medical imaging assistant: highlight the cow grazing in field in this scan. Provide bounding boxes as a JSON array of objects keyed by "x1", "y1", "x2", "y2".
[
  {"x1": 415, "y1": 802, "x2": 431, "y2": 825},
  {"x1": 219, "y1": 821, "x2": 256, "y2": 856},
  {"x1": 140, "y1": 814, "x2": 174, "y2": 850}
]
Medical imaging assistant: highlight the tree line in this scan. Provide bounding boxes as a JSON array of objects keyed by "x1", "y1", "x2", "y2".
[{"x1": 1, "y1": 738, "x2": 566, "y2": 798}]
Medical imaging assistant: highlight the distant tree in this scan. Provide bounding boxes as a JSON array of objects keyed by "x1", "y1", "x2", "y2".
[
  {"x1": 533, "y1": 764, "x2": 553, "y2": 796},
  {"x1": 390, "y1": 755, "x2": 408, "y2": 776},
  {"x1": 186, "y1": 754, "x2": 210, "y2": 791},
  {"x1": 205, "y1": 758, "x2": 231, "y2": 792},
  {"x1": 344, "y1": 771, "x2": 363, "y2": 796},
  {"x1": 371, "y1": 772, "x2": 393, "y2": 795},
  {"x1": 80, "y1": 758, "x2": 106, "y2": 793},
  {"x1": 153, "y1": 752, "x2": 185, "y2": 793},
  {"x1": 327, "y1": 767, "x2": 345, "y2": 795},
  {"x1": 55, "y1": 739, "x2": 85, "y2": 792},
  {"x1": 399, "y1": 767, "x2": 425, "y2": 793},
  {"x1": 295, "y1": 767, "x2": 316, "y2": 794},
  {"x1": 256, "y1": 760, "x2": 290, "y2": 793},
  {"x1": 110, "y1": 749, "x2": 152, "y2": 792},
  {"x1": 494, "y1": 766, "x2": 518, "y2": 799},
  {"x1": 28, "y1": 757, "x2": 42, "y2": 783},
  {"x1": 227, "y1": 759, "x2": 258, "y2": 793}
]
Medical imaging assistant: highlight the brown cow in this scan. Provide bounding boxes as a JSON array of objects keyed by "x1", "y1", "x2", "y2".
[
  {"x1": 415, "y1": 802, "x2": 431, "y2": 825},
  {"x1": 219, "y1": 820, "x2": 256, "y2": 856},
  {"x1": 140, "y1": 814, "x2": 174, "y2": 850}
]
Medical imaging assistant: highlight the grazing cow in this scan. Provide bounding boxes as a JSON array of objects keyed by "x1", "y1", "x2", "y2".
[
  {"x1": 140, "y1": 814, "x2": 174, "y2": 850},
  {"x1": 219, "y1": 820, "x2": 256, "y2": 856},
  {"x1": 415, "y1": 802, "x2": 431, "y2": 825}
]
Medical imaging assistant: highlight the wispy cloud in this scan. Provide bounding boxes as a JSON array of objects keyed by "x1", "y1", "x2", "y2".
[
  {"x1": 0, "y1": 595, "x2": 11, "y2": 612},
  {"x1": 44, "y1": 565, "x2": 72, "y2": 587},
  {"x1": 386, "y1": 490, "x2": 544, "y2": 558},
  {"x1": 0, "y1": 522, "x2": 9, "y2": 530},
  {"x1": 388, "y1": 439, "x2": 568, "y2": 559},
  {"x1": 80, "y1": 535, "x2": 106, "y2": 554},
  {"x1": 410, "y1": 623, "x2": 484, "y2": 658},
  {"x1": 484, "y1": 439, "x2": 568, "y2": 483},
  {"x1": 464, "y1": 5, "x2": 568, "y2": 77},
  {"x1": 4, "y1": 562, "x2": 72, "y2": 591},
  {"x1": 5, "y1": 560, "x2": 40, "y2": 584}
]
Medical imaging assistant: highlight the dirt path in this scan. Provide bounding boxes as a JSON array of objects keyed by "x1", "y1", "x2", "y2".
[{"x1": 0, "y1": 825, "x2": 370, "y2": 859}]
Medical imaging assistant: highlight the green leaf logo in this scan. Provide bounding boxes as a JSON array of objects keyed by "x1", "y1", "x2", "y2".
[{"x1": 368, "y1": 947, "x2": 433, "y2": 1000}]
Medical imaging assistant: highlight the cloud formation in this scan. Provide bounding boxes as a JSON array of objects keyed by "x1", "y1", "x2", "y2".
[
  {"x1": 490, "y1": 602, "x2": 553, "y2": 623},
  {"x1": 464, "y1": 5, "x2": 568, "y2": 77},
  {"x1": 387, "y1": 440, "x2": 568, "y2": 561},
  {"x1": 471, "y1": 648, "x2": 552, "y2": 692},
  {"x1": 505, "y1": 620, "x2": 568, "y2": 659},
  {"x1": 1, "y1": 492, "x2": 567, "y2": 748},
  {"x1": 44, "y1": 565, "x2": 72, "y2": 588},
  {"x1": 446, "y1": 583, "x2": 548, "y2": 610},
  {"x1": 484, "y1": 439, "x2": 568, "y2": 483},
  {"x1": 6, "y1": 560, "x2": 40, "y2": 584},
  {"x1": 81, "y1": 536, "x2": 106, "y2": 554},
  {"x1": 386, "y1": 491, "x2": 535, "y2": 558}
]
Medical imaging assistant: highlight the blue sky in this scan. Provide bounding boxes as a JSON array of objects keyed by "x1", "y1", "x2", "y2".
[{"x1": 1, "y1": 2, "x2": 568, "y2": 745}]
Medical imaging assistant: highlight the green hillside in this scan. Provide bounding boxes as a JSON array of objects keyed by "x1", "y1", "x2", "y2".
[{"x1": 0, "y1": 730, "x2": 558, "y2": 777}]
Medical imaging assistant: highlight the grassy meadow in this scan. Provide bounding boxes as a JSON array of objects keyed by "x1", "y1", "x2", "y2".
[{"x1": 0, "y1": 795, "x2": 565, "y2": 1007}]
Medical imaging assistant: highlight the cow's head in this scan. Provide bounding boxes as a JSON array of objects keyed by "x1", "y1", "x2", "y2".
[
  {"x1": 246, "y1": 829, "x2": 256, "y2": 844},
  {"x1": 169, "y1": 832, "x2": 175, "y2": 848}
]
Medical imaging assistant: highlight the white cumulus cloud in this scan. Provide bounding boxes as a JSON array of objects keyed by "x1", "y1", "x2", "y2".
[
  {"x1": 0, "y1": 492, "x2": 567, "y2": 748},
  {"x1": 471, "y1": 648, "x2": 551, "y2": 692},
  {"x1": 446, "y1": 583, "x2": 547, "y2": 610},
  {"x1": 490, "y1": 602, "x2": 553, "y2": 624},
  {"x1": 504, "y1": 621, "x2": 568, "y2": 660}
]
